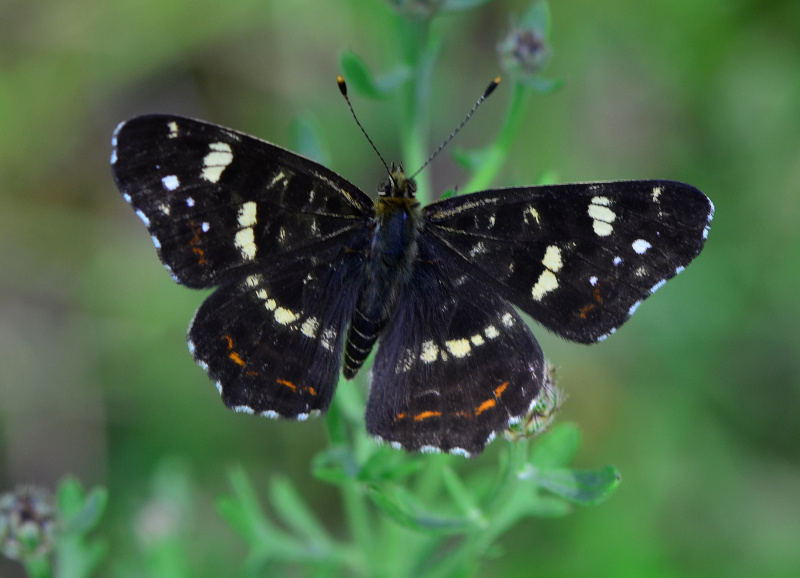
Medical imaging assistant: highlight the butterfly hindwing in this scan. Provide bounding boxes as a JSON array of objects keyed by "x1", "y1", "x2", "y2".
[
  {"x1": 112, "y1": 114, "x2": 373, "y2": 288},
  {"x1": 188, "y1": 249, "x2": 366, "y2": 418},
  {"x1": 366, "y1": 241, "x2": 546, "y2": 456},
  {"x1": 425, "y1": 180, "x2": 713, "y2": 343}
]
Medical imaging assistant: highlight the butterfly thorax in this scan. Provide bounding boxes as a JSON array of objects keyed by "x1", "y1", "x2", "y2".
[{"x1": 342, "y1": 168, "x2": 423, "y2": 379}]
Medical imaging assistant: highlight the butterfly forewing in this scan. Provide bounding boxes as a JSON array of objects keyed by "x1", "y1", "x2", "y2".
[
  {"x1": 424, "y1": 180, "x2": 713, "y2": 343},
  {"x1": 112, "y1": 115, "x2": 373, "y2": 288}
]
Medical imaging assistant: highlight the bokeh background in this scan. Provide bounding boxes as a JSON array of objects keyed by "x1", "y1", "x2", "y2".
[{"x1": 2, "y1": 0, "x2": 799, "y2": 576}]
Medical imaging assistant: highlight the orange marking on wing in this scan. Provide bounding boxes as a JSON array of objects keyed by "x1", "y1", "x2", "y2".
[
  {"x1": 188, "y1": 222, "x2": 208, "y2": 265},
  {"x1": 414, "y1": 410, "x2": 441, "y2": 422},
  {"x1": 305, "y1": 386, "x2": 317, "y2": 396},
  {"x1": 223, "y1": 335, "x2": 234, "y2": 349},
  {"x1": 229, "y1": 351, "x2": 245, "y2": 366},
  {"x1": 245, "y1": 370, "x2": 259, "y2": 377},
  {"x1": 276, "y1": 378, "x2": 297, "y2": 392},
  {"x1": 475, "y1": 399, "x2": 497, "y2": 416},
  {"x1": 394, "y1": 412, "x2": 407, "y2": 422},
  {"x1": 494, "y1": 382, "x2": 508, "y2": 398}
]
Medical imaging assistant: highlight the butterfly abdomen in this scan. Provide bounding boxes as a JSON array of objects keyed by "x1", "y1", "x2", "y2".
[{"x1": 343, "y1": 196, "x2": 422, "y2": 378}]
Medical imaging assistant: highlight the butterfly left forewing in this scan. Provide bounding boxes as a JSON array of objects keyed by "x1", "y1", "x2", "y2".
[
  {"x1": 112, "y1": 114, "x2": 373, "y2": 288},
  {"x1": 424, "y1": 180, "x2": 713, "y2": 343}
]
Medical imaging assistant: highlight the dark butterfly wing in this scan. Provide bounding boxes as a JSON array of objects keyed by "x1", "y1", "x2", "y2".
[
  {"x1": 112, "y1": 114, "x2": 373, "y2": 288},
  {"x1": 366, "y1": 240, "x2": 546, "y2": 456},
  {"x1": 188, "y1": 249, "x2": 366, "y2": 418},
  {"x1": 111, "y1": 114, "x2": 374, "y2": 418},
  {"x1": 424, "y1": 180, "x2": 713, "y2": 343}
]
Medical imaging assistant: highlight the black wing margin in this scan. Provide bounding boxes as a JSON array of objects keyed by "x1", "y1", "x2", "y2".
[{"x1": 424, "y1": 180, "x2": 713, "y2": 343}]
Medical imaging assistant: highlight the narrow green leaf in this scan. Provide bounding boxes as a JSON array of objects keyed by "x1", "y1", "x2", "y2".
[
  {"x1": 61, "y1": 487, "x2": 108, "y2": 535},
  {"x1": 520, "y1": 465, "x2": 622, "y2": 505},
  {"x1": 340, "y1": 52, "x2": 384, "y2": 99},
  {"x1": 312, "y1": 445, "x2": 360, "y2": 484},
  {"x1": 528, "y1": 422, "x2": 581, "y2": 468},
  {"x1": 441, "y1": 0, "x2": 495, "y2": 12},
  {"x1": 367, "y1": 484, "x2": 481, "y2": 534},
  {"x1": 269, "y1": 476, "x2": 331, "y2": 547},
  {"x1": 56, "y1": 477, "x2": 85, "y2": 521},
  {"x1": 440, "y1": 466, "x2": 479, "y2": 518}
]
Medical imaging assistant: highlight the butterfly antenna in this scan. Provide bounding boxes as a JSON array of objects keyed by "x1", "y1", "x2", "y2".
[
  {"x1": 408, "y1": 77, "x2": 501, "y2": 181},
  {"x1": 337, "y1": 75, "x2": 392, "y2": 178}
]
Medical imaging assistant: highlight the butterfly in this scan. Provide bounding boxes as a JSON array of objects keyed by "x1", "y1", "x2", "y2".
[{"x1": 111, "y1": 82, "x2": 713, "y2": 457}]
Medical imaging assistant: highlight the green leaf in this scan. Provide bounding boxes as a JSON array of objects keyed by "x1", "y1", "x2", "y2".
[
  {"x1": 312, "y1": 445, "x2": 360, "y2": 484},
  {"x1": 528, "y1": 422, "x2": 581, "y2": 468},
  {"x1": 269, "y1": 476, "x2": 331, "y2": 547},
  {"x1": 358, "y1": 447, "x2": 422, "y2": 483},
  {"x1": 520, "y1": 465, "x2": 622, "y2": 505},
  {"x1": 441, "y1": 0, "x2": 495, "y2": 12},
  {"x1": 340, "y1": 52, "x2": 385, "y2": 99},
  {"x1": 61, "y1": 487, "x2": 108, "y2": 535},
  {"x1": 367, "y1": 484, "x2": 481, "y2": 534}
]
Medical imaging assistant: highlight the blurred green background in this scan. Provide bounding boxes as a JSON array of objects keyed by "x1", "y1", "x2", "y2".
[{"x1": 2, "y1": 0, "x2": 799, "y2": 576}]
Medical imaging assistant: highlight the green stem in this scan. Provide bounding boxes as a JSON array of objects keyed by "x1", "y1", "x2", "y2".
[
  {"x1": 23, "y1": 556, "x2": 52, "y2": 578},
  {"x1": 463, "y1": 81, "x2": 532, "y2": 194}
]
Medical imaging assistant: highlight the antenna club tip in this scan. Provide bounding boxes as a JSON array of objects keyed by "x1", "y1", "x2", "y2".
[
  {"x1": 337, "y1": 75, "x2": 347, "y2": 96},
  {"x1": 486, "y1": 77, "x2": 501, "y2": 96}
]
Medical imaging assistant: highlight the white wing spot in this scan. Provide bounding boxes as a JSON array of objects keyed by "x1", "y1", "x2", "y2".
[
  {"x1": 420, "y1": 340, "x2": 439, "y2": 363},
  {"x1": 151, "y1": 235, "x2": 161, "y2": 248},
  {"x1": 110, "y1": 149, "x2": 117, "y2": 164},
  {"x1": 262, "y1": 410, "x2": 279, "y2": 419},
  {"x1": 542, "y1": 245, "x2": 563, "y2": 272},
  {"x1": 235, "y1": 227, "x2": 256, "y2": 260},
  {"x1": 158, "y1": 202, "x2": 170, "y2": 215},
  {"x1": 274, "y1": 307, "x2": 298, "y2": 325},
  {"x1": 484, "y1": 325, "x2": 500, "y2": 339},
  {"x1": 613, "y1": 256, "x2": 623, "y2": 266},
  {"x1": 524, "y1": 205, "x2": 541, "y2": 225},
  {"x1": 531, "y1": 270, "x2": 558, "y2": 301},
  {"x1": 202, "y1": 142, "x2": 233, "y2": 183},
  {"x1": 245, "y1": 274, "x2": 261, "y2": 287},
  {"x1": 488, "y1": 214, "x2": 496, "y2": 228},
  {"x1": 501, "y1": 312, "x2": 514, "y2": 327},
  {"x1": 186, "y1": 196, "x2": 195, "y2": 207},
  {"x1": 320, "y1": 328, "x2": 337, "y2": 351},
  {"x1": 233, "y1": 405, "x2": 255, "y2": 415},
  {"x1": 652, "y1": 186, "x2": 662, "y2": 201},
  {"x1": 628, "y1": 301, "x2": 642, "y2": 316},
  {"x1": 445, "y1": 339, "x2": 471, "y2": 358},
  {"x1": 122, "y1": 193, "x2": 132, "y2": 203},
  {"x1": 589, "y1": 276, "x2": 598, "y2": 286},
  {"x1": 469, "y1": 242, "x2": 487, "y2": 257},
  {"x1": 238, "y1": 201, "x2": 257, "y2": 228},
  {"x1": 470, "y1": 334, "x2": 485, "y2": 346},
  {"x1": 632, "y1": 239, "x2": 652, "y2": 254},
  {"x1": 301, "y1": 317, "x2": 319, "y2": 338},
  {"x1": 675, "y1": 266, "x2": 685, "y2": 275},
  {"x1": 202, "y1": 222, "x2": 210, "y2": 232},
  {"x1": 135, "y1": 210, "x2": 150, "y2": 227},
  {"x1": 167, "y1": 121, "x2": 179, "y2": 138},
  {"x1": 650, "y1": 279, "x2": 667, "y2": 293},
  {"x1": 269, "y1": 171, "x2": 287, "y2": 188},
  {"x1": 588, "y1": 196, "x2": 616, "y2": 236}
]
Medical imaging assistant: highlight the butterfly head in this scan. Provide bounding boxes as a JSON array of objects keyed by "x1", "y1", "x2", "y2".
[{"x1": 380, "y1": 163, "x2": 417, "y2": 199}]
